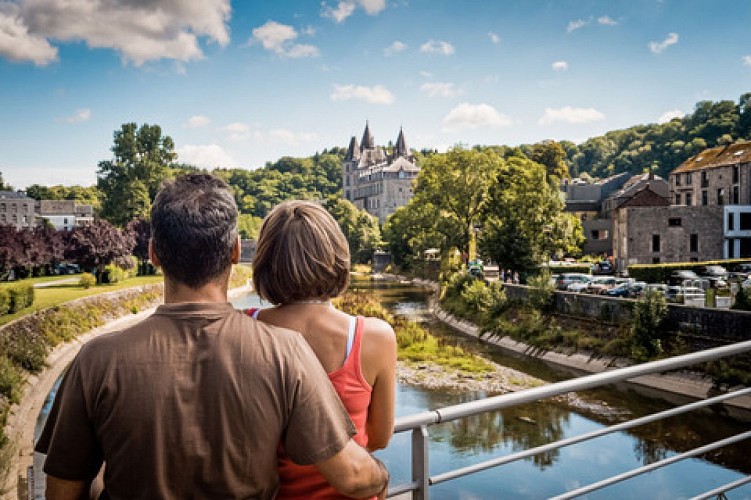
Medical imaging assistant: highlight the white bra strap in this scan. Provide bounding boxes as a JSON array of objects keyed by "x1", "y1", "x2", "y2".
[{"x1": 345, "y1": 315, "x2": 356, "y2": 359}]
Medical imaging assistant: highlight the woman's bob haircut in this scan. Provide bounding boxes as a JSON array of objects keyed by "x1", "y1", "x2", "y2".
[{"x1": 253, "y1": 200, "x2": 350, "y2": 305}]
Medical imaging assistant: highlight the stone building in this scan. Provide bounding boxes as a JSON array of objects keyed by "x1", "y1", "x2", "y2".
[
  {"x1": 669, "y1": 141, "x2": 751, "y2": 258},
  {"x1": 0, "y1": 191, "x2": 36, "y2": 228},
  {"x1": 342, "y1": 123, "x2": 420, "y2": 222},
  {"x1": 37, "y1": 200, "x2": 94, "y2": 231}
]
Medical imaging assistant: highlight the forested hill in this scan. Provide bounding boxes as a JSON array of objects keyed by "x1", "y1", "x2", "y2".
[{"x1": 560, "y1": 92, "x2": 751, "y2": 180}]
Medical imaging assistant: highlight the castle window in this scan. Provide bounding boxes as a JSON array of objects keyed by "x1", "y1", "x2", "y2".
[
  {"x1": 652, "y1": 234, "x2": 660, "y2": 252},
  {"x1": 685, "y1": 173, "x2": 692, "y2": 185},
  {"x1": 668, "y1": 218, "x2": 681, "y2": 227},
  {"x1": 690, "y1": 234, "x2": 699, "y2": 253},
  {"x1": 685, "y1": 193, "x2": 693, "y2": 206}
]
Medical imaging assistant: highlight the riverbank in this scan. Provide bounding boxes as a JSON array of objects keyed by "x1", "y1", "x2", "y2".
[{"x1": 381, "y1": 273, "x2": 751, "y2": 419}]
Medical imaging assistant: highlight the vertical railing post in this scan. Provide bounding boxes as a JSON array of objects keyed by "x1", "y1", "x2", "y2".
[{"x1": 412, "y1": 425, "x2": 429, "y2": 500}]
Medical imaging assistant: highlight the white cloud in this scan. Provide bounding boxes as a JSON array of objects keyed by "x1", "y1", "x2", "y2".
[
  {"x1": 657, "y1": 109, "x2": 685, "y2": 123},
  {"x1": 552, "y1": 61, "x2": 569, "y2": 71},
  {"x1": 0, "y1": 6, "x2": 58, "y2": 65},
  {"x1": 185, "y1": 115, "x2": 210, "y2": 128},
  {"x1": 384, "y1": 41, "x2": 406, "y2": 56},
  {"x1": 224, "y1": 122, "x2": 254, "y2": 142},
  {"x1": 64, "y1": 108, "x2": 91, "y2": 124},
  {"x1": 420, "y1": 82, "x2": 461, "y2": 98},
  {"x1": 742, "y1": 55, "x2": 751, "y2": 67},
  {"x1": 442, "y1": 103, "x2": 512, "y2": 131},
  {"x1": 322, "y1": 0, "x2": 386, "y2": 23},
  {"x1": 419, "y1": 39, "x2": 455, "y2": 56},
  {"x1": 419, "y1": 70, "x2": 433, "y2": 78},
  {"x1": 177, "y1": 144, "x2": 236, "y2": 168},
  {"x1": 539, "y1": 106, "x2": 605, "y2": 125},
  {"x1": 267, "y1": 129, "x2": 319, "y2": 146},
  {"x1": 251, "y1": 21, "x2": 319, "y2": 58},
  {"x1": 649, "y1": 32, "x2": 679, "y2": 54},
  {"x1": 0, "y1": 0, "x2": 230, "y2": 66},
  {"x1": 330, "y1": 84, "x2": 395, "y2": 104},
  {"x1": 488, "y1": 32, "x2": 500, "y2": 44},
  {"x1": 597, "y1": 15, "x2": 618, "y2": 26},
  {"x1": 567, "y1": 19, "x2": 589, "y2": 33}
]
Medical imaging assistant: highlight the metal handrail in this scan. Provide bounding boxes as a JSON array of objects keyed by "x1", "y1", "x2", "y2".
[{"x1": 388, "y1": 339, "x2": 751, "y2": 499}]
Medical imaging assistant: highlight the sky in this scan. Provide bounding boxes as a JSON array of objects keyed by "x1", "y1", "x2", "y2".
[{"x1": 1, "y1": 0, "x2": 750, "y2": 189}]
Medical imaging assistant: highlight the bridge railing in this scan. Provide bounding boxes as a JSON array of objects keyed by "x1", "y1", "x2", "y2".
[{"x1": 387, "y1": 339, "x2": 751, "y2": 499}]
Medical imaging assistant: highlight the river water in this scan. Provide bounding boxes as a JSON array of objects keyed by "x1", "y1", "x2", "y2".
[{"x1": 36, "y1": 279, "x2": 750, "y2": 499}]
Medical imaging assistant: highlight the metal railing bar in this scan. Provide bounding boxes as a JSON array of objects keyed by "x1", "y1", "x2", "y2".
[
  {"x1": 550, "y1": 430, "x2": 751, "y2": 500},
  {"x1": 386, "y1": 481, "x2": 418, "y2": 497},
  {"x1": 430, "y1": 387, "x2": 751, "y2": 485},
  {"x1": 394, "y1": 340, "x2": 751, "y2": 431},
  {"x1": 436, "y1": 340, "x2": 751, "y2": 424},
  {"x1": 689, "y1": 475, "x2": 751, "y2": 500}
]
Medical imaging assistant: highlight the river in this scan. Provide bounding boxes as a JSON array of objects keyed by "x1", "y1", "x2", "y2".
[{"x1": 35, "y1": 278, "x2": 750, "y2": 499}]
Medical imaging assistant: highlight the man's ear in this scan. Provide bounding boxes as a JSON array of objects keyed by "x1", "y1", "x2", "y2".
[
  {"x1": 231, "y1": 236, "x2": 241, "y2": 265},
  {"x1": 148, "y1": 239, "x2": 161, "y2": 267}
]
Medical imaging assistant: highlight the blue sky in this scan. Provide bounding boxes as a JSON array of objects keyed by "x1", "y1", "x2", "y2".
[{"x1": 1, "y1": 0, "x2": 750, "y2": 189}]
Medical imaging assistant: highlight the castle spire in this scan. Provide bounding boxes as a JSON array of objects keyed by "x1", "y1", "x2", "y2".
[
  {"x1": 394, "y1": 126, "x2": 409, "y2": 159},
  {"x1": 345, "y1": 135, "x2": 360, "y2": 160},
  {"x1": 360, "y1": 121, "x2": 375, "y2": 151}
]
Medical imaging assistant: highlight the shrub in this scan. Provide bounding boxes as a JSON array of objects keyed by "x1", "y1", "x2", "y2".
[
  {"x1": 79, "y1": 273, "x2": 96, "y2": 289},
  {"x1": 104, "y1": 265, "x2": 125, "y2": 284},
  {"x1": 0, "y1": 330, "x2": 48, "y2": 372},
  {"x1": 7, "y1": 283, "x2": 34, "y2": 313},
  {"x1": 527, "y1": 268, "x2": 555, "y2": 312},
  {"x1": 732, "y1": 286, "x2": 751, "y2": 311},
  {"x1": 630, "y1": 289, "x2": 669, "y2": 360},
  {"x1": 0, "y1": 356, "x2": 23, "y2": 404},
  {"x1": 0, "y1": 289, "x2": 10, "y2": 316}
]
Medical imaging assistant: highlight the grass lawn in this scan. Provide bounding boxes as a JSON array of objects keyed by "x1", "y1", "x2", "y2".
[
  {"x1": 0, "y1": 275, "x2": 164, "y2": 326},
  {"x1": 0, "y1": 274, "x2": 79, "y2": 288}
]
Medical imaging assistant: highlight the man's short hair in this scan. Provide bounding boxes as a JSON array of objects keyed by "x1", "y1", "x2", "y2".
[
  {"x1": 253, "y1": 200, "x2": 350, "y2": 304},
  {"x1": 151, "y1": 173, "x2": 238, "y2": 288}
]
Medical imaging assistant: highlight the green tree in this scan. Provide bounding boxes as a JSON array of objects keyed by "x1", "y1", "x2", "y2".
[
  {"x1": 0, "y1": 172, "x2": 11, "y2": 191},
  {"x1": 237, "y1": 213, "x2": 263, "y2": 240},
  {"x1": 529, "y1": 140, "x2": 570, "y2": 181},
  {"x1": 325, "y1": 197, "x2": 381, "y2": 264},
  {"x1": 412, "y1": 147, "x2": 503, "y2": 260},
  {"x1": 479, "y1": 156, "x2": 583, "y2": 274},
  {"x1": 97, "y1": 123, "x2": 177, "y2": 226},
  {"x1": 382, "y1": 202, "x2": 450, "y2": 271}
]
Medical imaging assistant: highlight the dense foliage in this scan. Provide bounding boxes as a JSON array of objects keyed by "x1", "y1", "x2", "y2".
[
  {"x1": 24, "y1": 184, "x2": 101, "y2": 211},
  {"x1": 561, "y1": 93, "x2": 751, "y2": 179}
]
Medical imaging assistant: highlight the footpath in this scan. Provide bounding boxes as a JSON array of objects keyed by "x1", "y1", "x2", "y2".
[{"x1": 397, "y1": 275, "x2": 751, "y2": 419}]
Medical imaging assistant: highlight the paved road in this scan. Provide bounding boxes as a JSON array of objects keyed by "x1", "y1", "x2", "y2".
[{"x1": 32, "y1": 277, "x2": 78, "y2": 288}]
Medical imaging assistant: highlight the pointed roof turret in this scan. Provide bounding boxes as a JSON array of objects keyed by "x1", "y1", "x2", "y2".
[
  {"x1": 394, "y1": 127, "x2": 409, "y2": 158},
  {"x1": 360, "y1": 121, "x2": 375, "y2": 151},
  {"x1": 345, "y1": 135, "x2": 360, "y2": 160}
]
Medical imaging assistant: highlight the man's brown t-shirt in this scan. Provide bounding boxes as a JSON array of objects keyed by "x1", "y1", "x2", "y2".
[{"x1": 35, "y1": 302, "x2": 356, "y2": 498}]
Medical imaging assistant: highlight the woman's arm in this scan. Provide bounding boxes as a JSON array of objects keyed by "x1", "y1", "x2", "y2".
[{"x1": 361, "y1": 318, "x2": 397, "y2": 452}]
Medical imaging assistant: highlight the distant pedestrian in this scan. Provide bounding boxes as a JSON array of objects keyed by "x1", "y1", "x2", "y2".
[{"x1": 513, "y1": 271, "x2": 520, "y2": 284}]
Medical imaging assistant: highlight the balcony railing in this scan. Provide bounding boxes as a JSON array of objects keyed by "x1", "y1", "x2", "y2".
[{"x1": 387, "y1": 339, "x2": 751, "y2": 499}]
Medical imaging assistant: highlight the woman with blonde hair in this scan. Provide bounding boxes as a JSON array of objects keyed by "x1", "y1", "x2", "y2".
[{"x1": 249, "y1": 200, "x2": 397, "y2": 499}]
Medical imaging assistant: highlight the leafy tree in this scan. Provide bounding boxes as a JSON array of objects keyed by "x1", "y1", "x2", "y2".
[
  {"x1": 325, "y1": 197, "x2": 381, "y2": 264},
  {"x1": 126, "y1": 218, "x2": 152, "y2": 275},
  {"x1": 529, "y1": 140, "x2": 570, "y2": 181},
  {"x1": 630, "y1": 289, "x2": 669, "y2": 360},
  {"x1": 97, "y1": 123, "x2": 177, "y2": 226},
  {"x1": 24, "y1": 184, "x2": 101, "y2": 210},
  {"x1": 64, "y1": 219, "x2": 136, "y2": 283},
  {"x1": 0, "y1": 172, "x2": 11, "y2": 191},
  {"x1": 237, "y1": 213, "x2": 263, "y2": 240},
  {"x1": 0, "y1": 226, "x2": 21, "y2": 278},
  {"x1": 411, "y1": 147, "x2": 503, "y2": 260},
  {"x1": 479, "y1": 156, "x2": 583, "y2": 274}
]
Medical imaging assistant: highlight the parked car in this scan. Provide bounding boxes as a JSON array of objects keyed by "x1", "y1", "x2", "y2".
[
  {"x1": 591, "y1": 261, "x2": 614, "y2": 275},
  {"x1": 603, "y1": 282, "x2": 631, "y2": 297},
  {"x1": 625, "y1": 281, "x2": 648, "y2": 298},
  {"x1": 666, "y1": 286, "x2": 705, "y2": 304},
  {"x1": 697, "y1": 265, "x2": 728, "y2": 288},
  {"x1": 585, "y1": 276, "x2": 618, "y2": 294},
  {"x1": 643, "y1": 283, "x2": 668, "y2": 297},
  {"x1": 667, "y1": 270, "x2": 700, "y2": 286},
  {"x1": 567, "y1": 280, "x2": 591, "y2": 293},
  {"x1": 555, "y1": 273, "x2": 591, "y2": 291}
]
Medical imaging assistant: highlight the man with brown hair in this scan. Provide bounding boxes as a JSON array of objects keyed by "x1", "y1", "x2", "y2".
[{"x1": 35, "y1": 173, "x2": 389, "y2": 499}]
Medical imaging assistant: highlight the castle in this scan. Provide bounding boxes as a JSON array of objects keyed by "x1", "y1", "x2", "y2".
[{"x1": 342, "y1": 122, "x2": 420, "y2": 222}]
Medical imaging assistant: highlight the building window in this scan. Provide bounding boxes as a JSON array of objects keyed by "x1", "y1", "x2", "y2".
[
  {"x1": 652, "y1": 234, "x2": 660, "y2": 252},
  {"x1": 728, "y1": 239, "x2": 735, "y2": 259},
  {"x1": 668, "y1": 217, "x2": 682, "y2": 227},
  {"x1": 686, "y1": 173, "x2": 692, "y2": 185},
  {"x1": 733, "y1": 185, "x2": 740, "y2": 204},
  {"x1": 741, "y1": 212, "x2": 751, "y2": 230},
  {"x1": 701, "y1": 190, "x2": 708, "y2": 206},
  {"x1": 701, "y1": 171, "x2": 709, "y2": 187},
  {"x1": 733, "y1": 165, "x2": 740, "y2": 183},
  {"x1": 580, "y1": 214, "x2": 587, "y2": 221},
  {"x1": 717, "y1": 188, "x2": 725, "y2": 205},
  {"x1": 685, "y1": 193, "x2": 693, "y2": 206},
  {"x1": 675, "y1": 194, "x2": 681, "y2": 205},
  {"x1": 729, "y1": 212, "x2": 735, "y2": 230},
  {"x1": 590, "y1": 230, "x2": 609, "y2": 240},
  {"x1": 690, "y1": 234, "x2": 699, "y2": 252},
  {"x1": 674, "y1": 175, "x2": 681, "y2": 186},
  {"x1": 652, "y1": 257, "x2": 661, "y2": 264}
]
